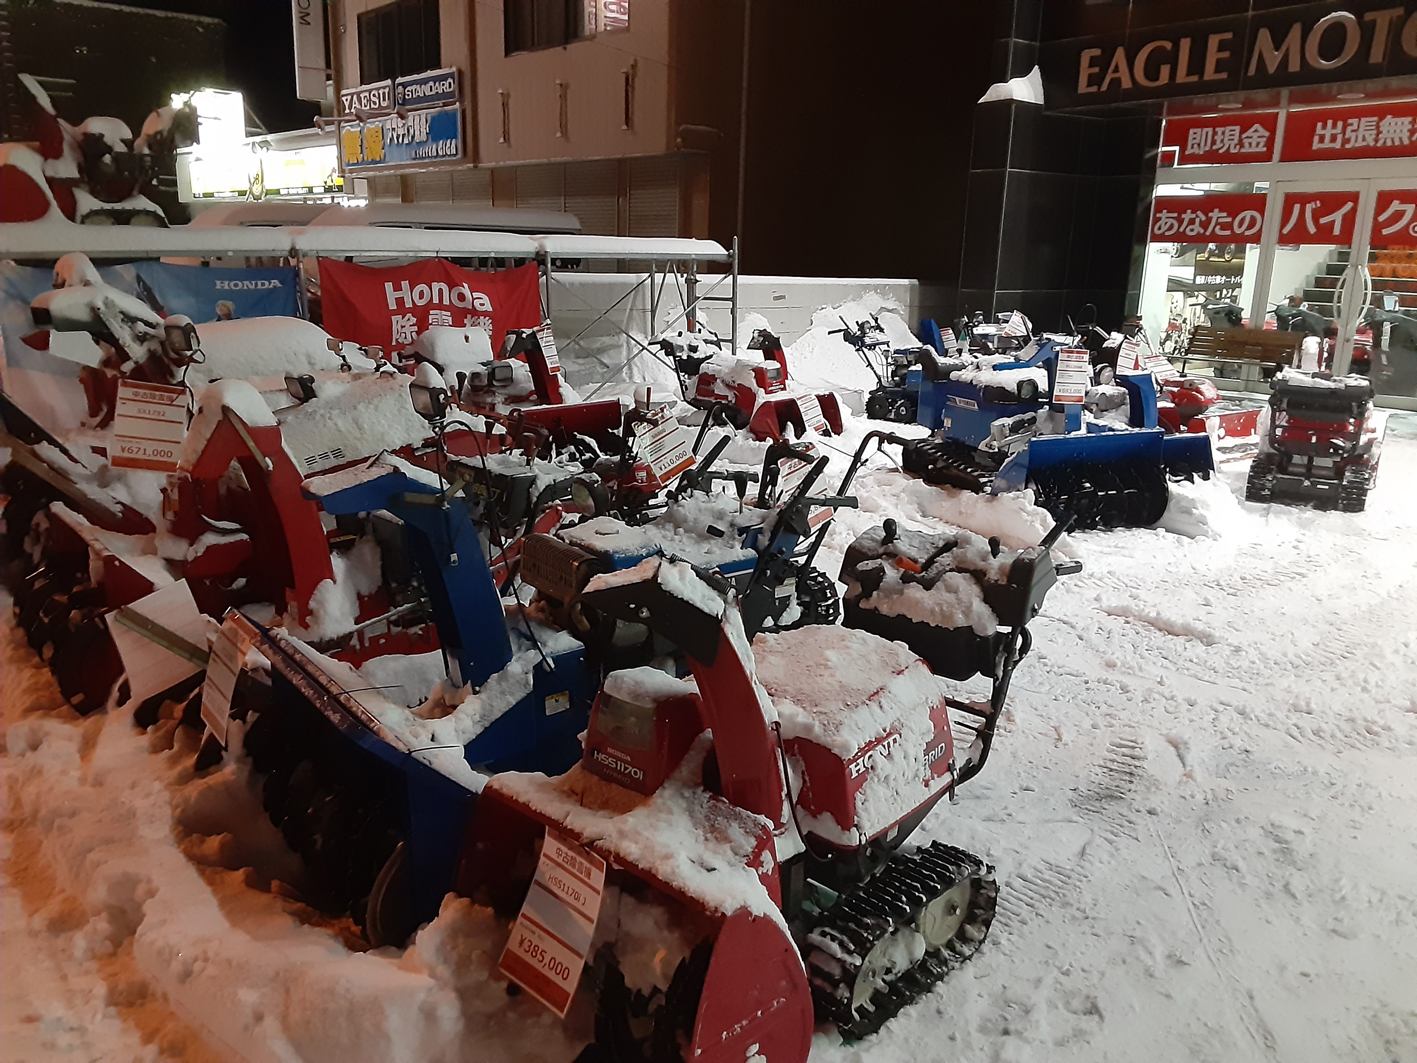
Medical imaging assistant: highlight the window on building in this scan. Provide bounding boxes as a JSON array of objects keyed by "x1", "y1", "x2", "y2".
[
  {"x1": 504, "y1": 0, "x2": 594, "y2": 54},
  {"x1": 359, "y1": 0, "x2": 441, "y2": 84}
]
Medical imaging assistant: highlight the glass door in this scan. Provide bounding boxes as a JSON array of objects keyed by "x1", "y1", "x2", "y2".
[
  {"x1": 1250, "y1": 180, "x2": 1376, "y2": 378},
  {"x1": 1365, "y1": 187, "x2": 1417, "y2": 400}
]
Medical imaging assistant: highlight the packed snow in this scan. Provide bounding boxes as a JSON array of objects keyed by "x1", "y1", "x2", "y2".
[{"x1": 3, "y1": 296, "x2": 1417, "y2": 1063}]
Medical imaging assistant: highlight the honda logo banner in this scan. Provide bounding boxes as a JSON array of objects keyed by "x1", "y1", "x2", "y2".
[
  {"x1": 317, "y1": 259, "x2": 542, "y2": 354},
  {"x1": 1149, "y1": 193, "x2": 1267, "y2": 243}
]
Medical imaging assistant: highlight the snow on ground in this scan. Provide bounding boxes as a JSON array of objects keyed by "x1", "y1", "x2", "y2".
[{"x1": 4, "y1": 402, "x2": 1417, "y2": 1062}]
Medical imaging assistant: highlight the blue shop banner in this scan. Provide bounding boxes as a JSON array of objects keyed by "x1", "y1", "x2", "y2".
[
  {"x1": 340, "y1": 105, "x2": 463, "y2": 169},
  {"x1": 126, "y1": 261, "x2": 301, "y2": 323}
]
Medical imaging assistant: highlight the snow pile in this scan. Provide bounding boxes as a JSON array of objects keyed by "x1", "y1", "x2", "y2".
[
  {"x1": 602, "y1": 666, "x2": 697, "y2": 706},
  {"x1": 1273, "y1": 367, "x2": 1372, "y2": 390},
  {"x1": 278, "y1": 373, "x2": 432, "y2": 476},
  {"x1": 187, "y1": 318, "x2": 373, "y2": 389},
  {"x1": 357, "y1": 649, "x2": 449, "y2": 709},
  {"x1": 564, "y1": 497, "x2": 761, "y2": 571},
  {"x1": 782, "y1": 297, "x2": 921, "y2": 395},
  {"x1": 947, "y1": 358, "x2": 1049, "y2": 396},
  {"x1": 490, "y1": 734, "x2": 784, "y2": 922},
  {"x1": 282, "y1": 535, "x2": 384, "y2": 641},
  {"x1": 860, "y1": 563, "x2": 998, "y2": 635},
  {"x1": 410, "y1": 326, "x2": 494, "y2": 382}
]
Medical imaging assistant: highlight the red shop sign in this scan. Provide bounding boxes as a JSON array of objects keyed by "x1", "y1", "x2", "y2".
[
  {"x1": 1161, "y1": 112, "x2": 1279, "y2": 165},
  {"x1": 1276, "y1": 190, "x2": 1360, "y2": 246},
  {"x1": 1149, "y1": 193, "x2": 1267, "y2": 243},
  {"x1": 1371, "y1": 189, "x2": 1417, "y2": 249},
  {"x1": 1280, "y1": 102, "x2": 1417, "y2": 163},
  {"x1": 318, "y1": 258, "x2": 543, "y2": 354}
]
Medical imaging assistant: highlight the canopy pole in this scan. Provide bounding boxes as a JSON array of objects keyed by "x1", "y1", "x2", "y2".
[{"x1": 730, "y1": 236, "x2": 739, "y2": 355}]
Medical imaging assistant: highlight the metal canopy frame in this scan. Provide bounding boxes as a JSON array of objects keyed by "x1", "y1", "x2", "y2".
[{"x1": 538, "y1": 236, "x2": 739, "y2": 400}]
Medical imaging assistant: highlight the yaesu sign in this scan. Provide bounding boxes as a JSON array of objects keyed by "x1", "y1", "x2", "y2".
[{"x1": 1040, "y1": 1, "x2": 1417, "y2": 109}]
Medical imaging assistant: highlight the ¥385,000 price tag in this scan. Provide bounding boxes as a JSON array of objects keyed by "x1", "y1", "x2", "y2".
[{"x1": 499, "y1": 828, "x2": 607, "y2": 1017}]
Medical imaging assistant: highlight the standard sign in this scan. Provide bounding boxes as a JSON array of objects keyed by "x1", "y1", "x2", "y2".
[
  {"x1": 1053, "y1": 347, "x2": 1092, "y2": 403},
  {"x1": 633, "y1": 409, "x2": 696, "y2": 486},
  {"x1": 499, "y1": 828, "x2": 606, "y2": 1016},
  {"x1": 111, "y1": 381, "x2": 187, "y2": 472}
]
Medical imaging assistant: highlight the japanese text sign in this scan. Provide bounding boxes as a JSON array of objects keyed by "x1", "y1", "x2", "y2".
[
  {"x1": 1052, "y1": 347, "x2": 1091, "y2": 403},
  {"x1": 1149, "y1": 193, "x2": 1266, "y2": 243},
  {"x1": 1277, "y1": 190, "x2": 1360, "y2": 246},
  {"x1": 499, "y1": 828, "x2": 606, "y2": 1017},
  {"x1": 201, "y1": 616, "x2": 252, "y2": 747},
  {"x1": 1371, "y1": 189, "x2": 1417, "y2": 249},
  {"x1": 111, "y1": 381, "x2": 188, "y2": 472},
  {"x1": 633, "y1": 407, "x2": 696, "y2": 486},
  {"x1": 318, "y1": 258, "x2": 542, "y2": 354},
  {"x1": 1162, "y1": 112, "x2": 1278, "y2": 165},
  {"x1": 339, "y1": 105, "x2": 462, "y2": 169},
  {"x1": 1281, "y1": 102, "x2": 1417, "y2": 163}
]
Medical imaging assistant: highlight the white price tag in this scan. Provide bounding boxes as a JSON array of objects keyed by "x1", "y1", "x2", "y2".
[
  {"x1": 201, "y1": 617, "x2": 252, "y2": 746},
  {"x1": 939, "y1": 327, "x2": 959, "y2": 350},
  {"x1": 1052, "y1": 347, "x2": 1091, "y2": 403},
  {"x1": 111, "y1": 381, "x2": 187, "y2": 472},
  {"x1": 633, "y1": 409, "x2": 696, "y2": 486},
  {"x1": 1118, "y1": 337, "x2": 1143, "y2": 374},
  {"x1": 796, "y1": 392, "x2": 829, "y2": 434},
  {"x1": 536, "y1": 322, "x2": 560, "y2": 373},
  {"x1": 499, "y1": 828, "x2": 606, "y2": 1017},
  {"x1": 1002, "y1": 310, "x2": 1032, "y2": 338}
]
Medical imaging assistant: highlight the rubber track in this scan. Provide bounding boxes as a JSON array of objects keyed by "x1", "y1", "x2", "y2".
[
  {"x1": 804, "y1": 842, "x2": 999, "y2": 1041},
  {"x1": 900, "y1": 440, "x2": 998, "y2": 493}
]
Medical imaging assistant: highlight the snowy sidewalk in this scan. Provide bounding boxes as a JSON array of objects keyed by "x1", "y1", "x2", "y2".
[{"x1": 4, "y1": 432, "x2": 1417, "y2": 1063}]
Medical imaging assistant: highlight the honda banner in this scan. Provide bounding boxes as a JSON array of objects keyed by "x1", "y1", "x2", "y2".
[{"x1": 317, "y1": 258, "x2": 542, "y2": 354}]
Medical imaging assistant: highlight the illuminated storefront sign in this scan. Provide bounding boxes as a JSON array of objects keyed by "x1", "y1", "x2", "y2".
[
  {"x1": 337, "y1": 67, "x2": 464, "y2": 171},
  {"x1": 186, "y1": 142, "x2": 343, "y2": 200}
]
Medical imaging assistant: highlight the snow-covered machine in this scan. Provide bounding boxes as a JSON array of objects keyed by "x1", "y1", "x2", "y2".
[
  {"x1": 904, "y1": 327, "x2": 1214, "y2": 529},
  {"x1": 1, "y1": 74, "x2": 177, "y2": 226},
  {"x1": 458, "y1": 542, "x2": 1070, "y2": 1058},
  {"x1": 831, "y1": 315, "x2": 934, "y2": 423},
  {"x1": 666, "y1": 326, "x2": 844, "y2": 441},
  {"x1": 1245, "y1": 370, "x2": 1387, "y2": 512}
]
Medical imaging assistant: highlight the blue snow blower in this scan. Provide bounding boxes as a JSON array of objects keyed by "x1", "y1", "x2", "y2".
[
  {"x1": 901, "y1": 324, "x2": 1213, "y2": 529},
  {"x1": 239, "y1": 458, "x2": 592, "y2": 945}
]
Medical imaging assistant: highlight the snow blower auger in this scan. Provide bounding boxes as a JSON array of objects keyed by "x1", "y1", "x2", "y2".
[
  {"x1": 458, "y1": 556, "x2": 1005, "y2": 1060},
  {"x1": 1245, "y1": 369, "x2": 1387, "y2": 512},
  {"x1": 230, "y1": 454, "x2": 594, "y2": 943}
]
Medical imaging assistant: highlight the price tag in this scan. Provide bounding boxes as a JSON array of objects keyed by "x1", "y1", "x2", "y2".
[
  {"x1": 796, "y1": 392, "x2": 829, "y2": 434},
  {"x1": 633, "y1": 408, "x2": 695, "y2": 486},
  {"x1": 1052, "y1": 347, "x2": 1091, "y2": 403},
  {"x1": 499, "y1": 828, "x2": 606, "y2": 1017},
  {"x1": 536, "y1": 322, "x2": 560, "y2": 373},
  {"x1": 201, "y1": 616, "x2": 252, "y2": 746},
  {"x1": 939, "y1": 327, "x2": 959, "y2": 351},
  {"x1": 1117, "y1": 337, "x2": 1143, "y2": 374},
  {"x1": 111, "y1": 381, "x2": 187, "y2": 472},
  {"x1": 775, "y1": 444, "x2": 818, "y2": 499},
  {"x1": 1001, "y1": 310, "x2": 1032, "y2": 338}
]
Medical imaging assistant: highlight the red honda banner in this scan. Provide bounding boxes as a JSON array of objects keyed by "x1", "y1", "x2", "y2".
[
  {"x1": 1276, "y1": 190, "x2": 1360, "y2": 246},
  {"x1": 1149, "y1": 193, "x2": 1267, "y2": 243},
  {"x1": 318, "y1": 258, "x2": 542, "y2": 354},
  {"x1": 1280, "y1": 102, "x2": 1417, "y2": 163},
  {"x1": 1370, "y1": 189, "x2": 1417, "y2": 249},
  {"x1": 1161, "y1": 112, "x2": 1279, "y2": 165}
]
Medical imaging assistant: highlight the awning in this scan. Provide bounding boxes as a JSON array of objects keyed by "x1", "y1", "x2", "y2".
[
  {"x1": 536, "y1": 235, "x2": 731, "y2": 263},
  {"x1": 292, "y1": 226, "x2": 539, "y2": 259},
  {"x1": 0, "y1": 222, "x2": 297, "y2": 260}
]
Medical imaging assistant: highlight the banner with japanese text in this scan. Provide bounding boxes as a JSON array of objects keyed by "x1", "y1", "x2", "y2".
[
  {"x1": 1370, "y1": 189, "x2": 1417, "y2": 249},
  {"x1": 1276, "y1": 191, "x2": 1360, "y2": 246},
  {"x1": 1161, "y1": 113, "x2": 1279, "y2": 165},
  {"x1": 1149, "y1": 193, "x2": 1266, "y2": 244},
  {"x1": 1280, "y1": 102, "x2": 1417, "y2": 163},
  {"x1": 317, "y1": 258, "x2": 542, "y2": 354}
]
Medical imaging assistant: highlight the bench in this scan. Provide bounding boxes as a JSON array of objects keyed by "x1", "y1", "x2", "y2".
[{"x1": 1180, "y1": 326, "x2": 1302, "y2": 376}]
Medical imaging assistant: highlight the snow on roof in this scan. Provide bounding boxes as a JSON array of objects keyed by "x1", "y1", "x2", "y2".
[
  {"x1": 537, "y1": 235, "x2": 730, "y2": 262},
  {"x1": 754, "y1": 625, "x2": 938, "y2": 755},
  {"x1": 489, "y1": 736, "x2": 783, "y2": 922},
  {"x1": 278, "y1": 373, "x2": 432, "y2": 476}
]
